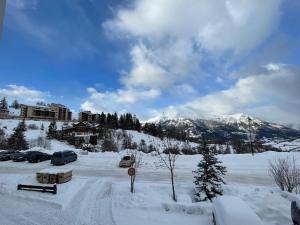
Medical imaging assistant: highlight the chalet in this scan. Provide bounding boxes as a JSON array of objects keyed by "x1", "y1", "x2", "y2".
[
  {"x1": 0, "y1": 108, "x2": 8, "y2": 119},
  {"x1": 62, "y1": 122, "x2": 100, "y2": 147}
]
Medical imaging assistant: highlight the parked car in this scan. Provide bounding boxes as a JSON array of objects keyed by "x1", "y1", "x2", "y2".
[
  {"x1": 0, "y1": 151, "x2": 19, "y2": 161},
  {"x1": 11, "y1": 152, "x2": 29, "y2": 162},
  {"x1": 28, "y1": 151, "x2": 51, "y2": 163},
  {"x1": 119, "y1": 155, "x2": 135, "y2": 168},
  {"x1": 292, "y1": 201, "x2": 300, "y2": 225},
  {"x1": 51, "y1": 151, "x2": 77, "y2": 165},
  {"x1": 212, "y1": 196, "x2": 263, "y2": 225},
  {"x1": 0, "y1": 153, "x2": 11, "y2": 161}
]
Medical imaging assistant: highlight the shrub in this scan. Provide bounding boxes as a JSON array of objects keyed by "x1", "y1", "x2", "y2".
[
  {"x1": 269, "y1": 156, "x2": 300, "y2": 193},
  {"x1": 27, "y1": 124, "x2": 39, "y2": 130}
]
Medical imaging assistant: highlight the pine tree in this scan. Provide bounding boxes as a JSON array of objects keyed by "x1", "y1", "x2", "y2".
[
  {"x1": 99, "y1": 112, "x2": 106, "y2": 127},
  {"x1": 0, "y1": 128, "x2": 6, "y2": 149},
  {"x1": 47, "y1": 121, "x2": 57, "y2": 139},
  {"x1": 135, "y1": 119, "x2": 141, "y2": 132},
  {"x1": 7, "y1": 122, "x2": 29, "y2": 150},
  {"x1": 11, "y1": 100, "x2": 20, "y2": 109},
  {"x1": 0, "y1": 97, "x2": 8, "y2": 111},
  {"x1": 19, "y1": 119, "x2": 27, "y2": 131},
  {"x1": 193, "y1": 138, "x2": 226, "y2": 201}
]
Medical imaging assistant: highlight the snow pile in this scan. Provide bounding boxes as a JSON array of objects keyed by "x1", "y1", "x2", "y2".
[
  {"x1": 112, "y1": 182, "x2": 212, "y2": 225},
  {"x1": 213, "y1": 195, "x2": 263, "y2": 225},
  {"x1": 223, "y1": 185, "x2": 293, "y2": 225}
]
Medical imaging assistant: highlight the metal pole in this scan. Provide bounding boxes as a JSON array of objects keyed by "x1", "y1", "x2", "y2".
[{"x1": 248, "y1": 117, "x2": 254, "y2": 156}]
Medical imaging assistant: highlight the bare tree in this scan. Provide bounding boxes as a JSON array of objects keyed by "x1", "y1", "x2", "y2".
[
  {"x1": 129, "y1": 148, "x2": 143, "y2": 193},
  {"x1": 156, "y1": 138, "x2": 179, "y2": 201},
  {"x1": 269, "y1": 156, "x2": 300, "y2": 193}
]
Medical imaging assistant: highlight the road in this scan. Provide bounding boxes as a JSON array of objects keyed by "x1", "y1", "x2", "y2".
[{"x1": 0, "y1": 165, "x2": 274, "y2": 186}]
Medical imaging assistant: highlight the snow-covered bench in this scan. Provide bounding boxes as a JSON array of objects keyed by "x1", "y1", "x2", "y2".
[{"x1": 212, "y1": 196, "x2": 264, "y2": 225}]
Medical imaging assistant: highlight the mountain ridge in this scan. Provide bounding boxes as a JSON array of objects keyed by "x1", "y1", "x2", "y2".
[{"x1": 145, "y1": 113, "x2": 300, "y2": 142}]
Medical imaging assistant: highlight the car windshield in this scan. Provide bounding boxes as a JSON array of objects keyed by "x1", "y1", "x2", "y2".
[
  {"x1": 123, "y1": 156, "x2": 131, "y2": 160},
  {"x1": 53, "y1": 152, "x2": 62, "y2": 158}
]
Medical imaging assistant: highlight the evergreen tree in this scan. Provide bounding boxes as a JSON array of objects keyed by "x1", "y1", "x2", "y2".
[
  {"x1": 47, "y1": 121, "x2": 57, "y2": 139},
  {"x1": 11, "y1": 100, "x2": 20, "y2": 109},
  {"x1": 135, "y1": 119, "x2": 141, "y2": 132},
  {"x1": 0, "y1": 128, "x2": 6, "y2": 149},
  {"x1": 99, "y1": 112, "x2": 106, "y2": 127},
  {"x1": 7, "y1": 122, "x2": 29, "y2": 150},
  {"x1": 193, "y1": 138, "x2": 226, "y2": 201},
  {"x1": 17, "y1": 119, "x2": 27, "y2": 131},
  {"x1": 112, "y1": 112, "x2": 119, "y2": 129},
  {"x1": 0, "y1": 97, "x2": 8, "y2": 110},
  {"x1": 106, "y1": 113, "x2": 113, "y2": 128},
  {"x1": 119, "y1": 115, "x2": 125, "y2": 129}
]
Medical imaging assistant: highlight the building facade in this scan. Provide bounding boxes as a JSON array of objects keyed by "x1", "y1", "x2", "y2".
[
  {"x1": 0, "y1": 108, "x2": 9, "y2": 119},
  {"x1": 79, "y1": 111, "x2": 100, "y2": 123},
  {"x1": 20, "y1": 103, "x2": 72, "y2": 121}
]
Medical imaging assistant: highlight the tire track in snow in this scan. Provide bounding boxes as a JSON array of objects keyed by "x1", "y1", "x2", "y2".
[{"x1": 66, "y1": 179, "x2": 116, "y2": 225}]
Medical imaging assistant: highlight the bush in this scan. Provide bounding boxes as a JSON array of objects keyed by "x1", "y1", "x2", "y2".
[
  {"x1": 181, "y1": 147, "x2": 197, "y2": 155},
  {"x1": 163, "y1": 147, "x2": 180, "y2": 155},
  {"x1": 27, "y1": 124, "x2": 39, "y2": 130},
  {"x1": 269, "y1": 156, "x2": 300, "y2": 193}
]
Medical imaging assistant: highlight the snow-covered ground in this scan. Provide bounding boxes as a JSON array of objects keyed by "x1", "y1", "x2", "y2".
[
  {"x1": 0, "y1": 119, "x2": 297, "y2": 225},
  {"x1": 263, "y1": 137, "x2": 300, "y2": 152}
]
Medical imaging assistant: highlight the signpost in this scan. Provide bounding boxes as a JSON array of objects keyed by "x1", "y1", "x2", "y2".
[{"x1": 128, "y1": 167, "x2": 136, "y2": 193}]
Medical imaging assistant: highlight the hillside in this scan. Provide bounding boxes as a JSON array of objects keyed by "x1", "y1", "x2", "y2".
[{"x1": 147, "y1": 113, "x2": 300, "y2": 151}]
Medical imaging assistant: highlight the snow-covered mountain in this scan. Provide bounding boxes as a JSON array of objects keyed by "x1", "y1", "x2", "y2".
[{"x1": 147, "y1": 113, "x2": 300, "y2": 142}]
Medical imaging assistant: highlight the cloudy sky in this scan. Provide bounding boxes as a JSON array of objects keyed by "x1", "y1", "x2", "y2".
[{"x1": 0, "y1": 0, "x2": 299, "y2": 126}]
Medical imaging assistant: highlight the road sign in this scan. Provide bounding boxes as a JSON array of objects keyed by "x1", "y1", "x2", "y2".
[{"x1": 128, "y1": 167, "x2": 135, "y2": 176}]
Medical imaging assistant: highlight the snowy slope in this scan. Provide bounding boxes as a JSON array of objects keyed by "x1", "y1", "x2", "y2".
[
  {"x1": 0, "y1": 119, "x2": 68, "y2": 138},
  {"x1": 148, "y1": 113, "x2": 300, "y2": 148}
]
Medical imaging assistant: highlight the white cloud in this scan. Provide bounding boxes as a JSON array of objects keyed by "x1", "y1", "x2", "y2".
[
  {"x1": 0, "y1": 84, "x2": 49, "y2": 103},
  {"x1": 104, "y1": 0, "x2": 282, "y2": 61},
  {"x1": 100, "y1": 0, "x2": 283, "y2": 117},
  {"x1": 81, "y1": 87, "x2": 160, "y2": 113}
]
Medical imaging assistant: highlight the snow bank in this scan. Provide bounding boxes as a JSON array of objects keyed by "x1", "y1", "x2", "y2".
[
  {"x1": 213, "y1": 196, "x2": 263, "y2": 225},
  {"x1": 112, "y1": 182, "x2": 212, "y2": 225}
]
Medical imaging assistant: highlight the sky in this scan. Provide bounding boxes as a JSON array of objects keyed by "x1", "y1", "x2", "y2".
[{"x1": 0, "y1": 0, "x2": 299, "y2": 127}]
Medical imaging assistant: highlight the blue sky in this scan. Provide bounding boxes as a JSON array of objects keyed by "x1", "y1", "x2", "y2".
[{"x1": 0, "y1": 0, "x2": 299, "y2": 126}]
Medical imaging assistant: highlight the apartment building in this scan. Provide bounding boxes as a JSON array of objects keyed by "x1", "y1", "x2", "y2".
[
  {"x1": 79, "y1": 111, "x2": 100, "y2": 123},
  {"x1": 20, "y1": 103, "x2": 72, "y2": 121}
]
